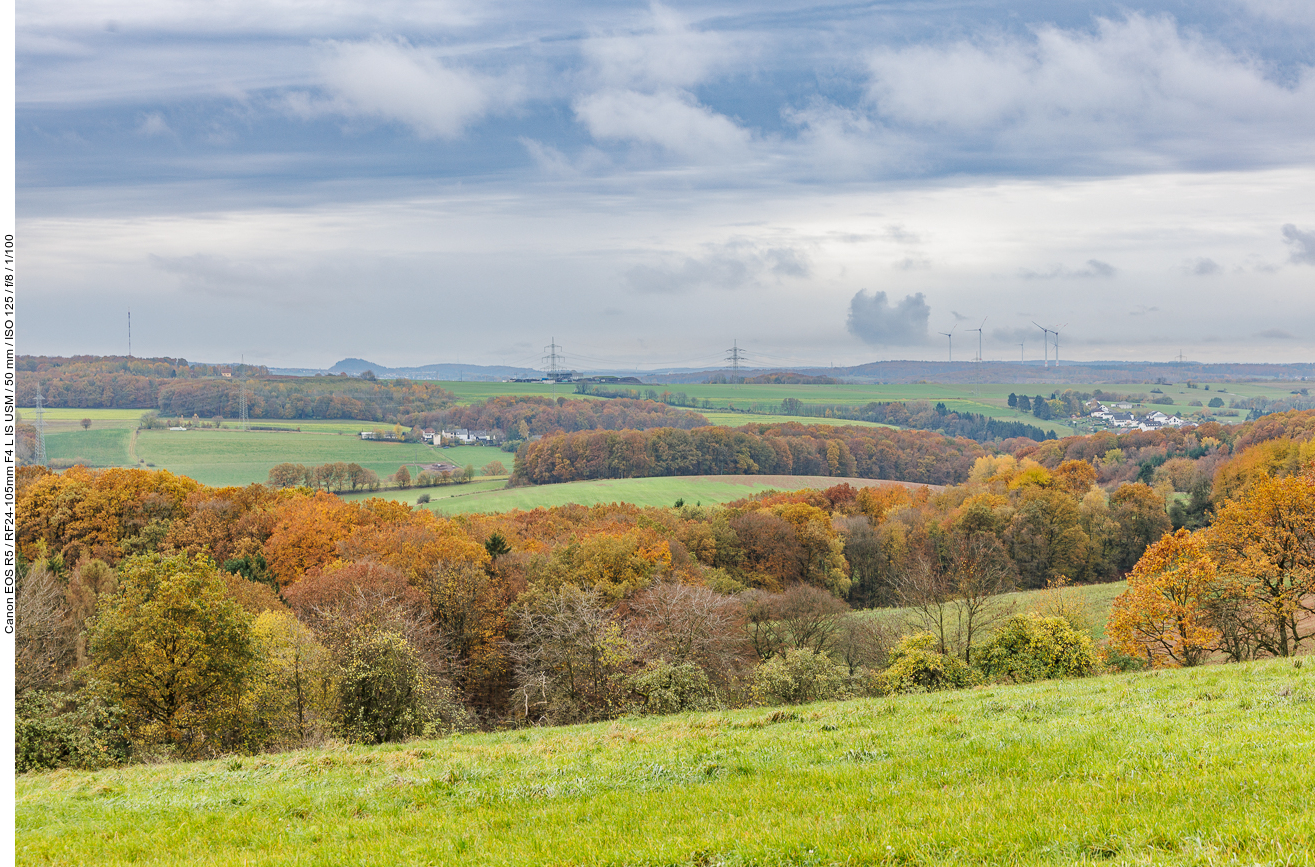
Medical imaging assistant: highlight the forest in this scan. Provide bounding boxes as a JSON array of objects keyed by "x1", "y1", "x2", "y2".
[
  {"x1": 17, "y1": 356, "x2": 455, "y2": 421},
  {"x1": 15, "y1": 408, "x2": 1315, "y2": 772}
]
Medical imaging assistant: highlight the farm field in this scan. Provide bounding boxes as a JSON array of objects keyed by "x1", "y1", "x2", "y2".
[
  {"x1": 337, "y1": 478, "x2": 509, "y2": 506},
  {"x1": 427, "y1": 475, "x2": 936, "y2": 515},
  {"x1": 696, "y1": 411, "x2": 892, "y2": 429},
  {"x1": 131, "y1": 431, "x2": 510, "y2": 488},
  {"x1": 43, "y1": 429, "x2": 135, "y2": 467},
  {"x1": 18, "y1": 658, "x2": 1314, "y2": 866}
]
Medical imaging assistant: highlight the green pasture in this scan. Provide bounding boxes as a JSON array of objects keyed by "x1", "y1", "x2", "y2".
[
  {"x1": 43, "y1": 429, "x2": 135, "y2": 468},
  {"x1": 439, "y1": 381, "x2": 607, "y2": 405},
  {"x1": 336, "y1": 479, "x2": 510, "y2": 507},
  {"x1": 18, "y1": 658, "x2": 1314, "y2": 866},
  {"x1": 131, "y1": 431, "x2": 508, "y2": 488},
  {"x1": 427, "y1": 475, "x2": 932, "y2": 515},
  {"x1": 697, "y1": 411, "x2": 891, "y2": 429}
]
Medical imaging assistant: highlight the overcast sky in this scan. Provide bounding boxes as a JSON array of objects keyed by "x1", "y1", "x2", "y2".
[{"x1": 18, "y1": 0, "x2": 1315, "y2": 370}]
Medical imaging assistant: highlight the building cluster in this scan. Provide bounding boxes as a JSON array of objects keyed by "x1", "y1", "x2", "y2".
[{"x1": 1087, "y1": 403, "x2": 1184, "y2": 430}]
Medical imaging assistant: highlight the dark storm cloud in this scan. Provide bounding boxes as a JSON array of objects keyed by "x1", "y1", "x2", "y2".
[{"x1": 846, "y1": 290, "x2": 930, "y2": 346}]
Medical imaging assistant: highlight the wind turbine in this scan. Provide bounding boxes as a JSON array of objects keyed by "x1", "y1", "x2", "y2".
[
  {"x1": 967, "y1": 317, "x2": 987, "y2": 362},
  {"x1": 938, "y1": 325, "x2": 956, "y2": 363},
  {"x1": 1052, "y1": 323, "x2": 1068, "y2": 367},
  {"x1": 1033, "y1": 322, "x2": 1051, "y2": 368},
  {"x1": 1019, "y1": 343, "x2": 1025, "y2": 364}
]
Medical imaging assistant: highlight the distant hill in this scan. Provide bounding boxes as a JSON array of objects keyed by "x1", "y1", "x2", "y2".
[{"x1": 272, "y1": 359, "x2": 546, "y2": 381}]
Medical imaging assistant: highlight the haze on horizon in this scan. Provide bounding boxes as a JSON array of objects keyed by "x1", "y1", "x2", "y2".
[{"x1": 18, "y1": 0, "x2": 1315, "y2": 371}]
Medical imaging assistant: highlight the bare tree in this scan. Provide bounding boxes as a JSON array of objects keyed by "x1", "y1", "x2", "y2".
[
  {"x1": 898, "y1": 532, "x2": 1015, "y2": 663},
  {"x1": 509, "y1": 585, "x2": 635, "y2": 725},
  {"x1": 627, "y1": 581, "x2": 750, "y2": 685},
  {"x1": 742, "y1": 584, "x2": 850, "y2": 660},
  {"x1": 17, "y1": 562, "x2": 73, "y2": 693},
  {"x1": 832, "y1": 614, "x2": 898, "y2": 676}
]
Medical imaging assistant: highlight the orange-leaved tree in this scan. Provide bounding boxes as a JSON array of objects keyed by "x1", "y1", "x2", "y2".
[
  {"x1": 1108, "y1": 528, "x2": 1219, "y2": 667},
  {"x1": 1206, "y1": 466, "x2": 1315, "y2": 657}
]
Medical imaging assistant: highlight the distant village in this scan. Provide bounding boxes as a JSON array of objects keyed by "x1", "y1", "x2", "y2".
[{"x1": 1085, "y1": 401, "x2": 1184, "y2": 431}]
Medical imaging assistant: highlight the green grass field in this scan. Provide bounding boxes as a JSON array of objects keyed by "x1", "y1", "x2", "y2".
[
  {"x1": 337, "y1": 478, "x2": 510, "y2": 506},
  {"x1": 696, "y1": 412, "x2": 893, "y2": 429},
  {"x1": 427, "y1": 475, "x2": 935, "y2": 515},
  {"x1": 131, "y1": 431, "x2": 512, "y2": 488},
  {"x1": 43, "y1": 429, "x2": 135, "y2": 467},
  {"x1": 18, "y1": 658, "x2": 1313, "y2": 866},
  {"x1": 865, "y1": 581, "x2": 1128, "y2": 643}
]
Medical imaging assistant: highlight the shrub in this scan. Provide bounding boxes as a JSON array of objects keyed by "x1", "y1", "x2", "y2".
[
  {"x1": 975, "y1": 613, "x2": 1099, "y2": 683},
  {"x1": 876, "y1": 632, "x2": 977, "y2": 694},
  {"x1": 16, "y1": 689, "x2": 130, "y2": 773},
  {"x1": 336, "y1": 627, "x2": 466, "y2": 744},
  {"x1": 752, "y1": 647, "x2": 849, "y2": 705},
  {"x1": 629, "y1": 660, "x2": 716, "y2": 714},
  {"x1": 416, "y1": 493, "x2": 431, "y2": 504}
]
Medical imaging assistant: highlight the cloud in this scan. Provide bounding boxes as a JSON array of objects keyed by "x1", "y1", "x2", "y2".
[
  {"x1": 625, "y1": 241, "x2": 811, "y2": 293},
  {"x1": 574, "y1": 90, "x2": 750, "y2": 158},
  {"x1": 137, "y1": 112, "x2": 173, "y2": 138},
  {"x1": 1186, "y1": 257, "x2": 1221, "y2": 275},
  {"x1": 573, "y1": 6, "x2": 750, "y2": 160},
  {"x1": 581, "y1": 4, "x2": 733, "y2": 92},
  {"x1": 1255, "y1": 328, "x2": 1297, "y2": 339},
  {"x1": 1020, "y1": 259, "x2": 1116, "y2": 279},
  {"x1": 1130, "y1": 305, "x2": 1161, "y2": 316},
  {"x1": 1282, "y1": 224, "x2": 1315, "y2": 264},
  {"x1": 864, "y1": 14, "x2": 1315, "y2": 170},
  {"x1": 296, "y1": 38, "x2": 504, "y2": 139},
  {"x1": 846, "y1": 290, "x2": 930, "y2": 346}
]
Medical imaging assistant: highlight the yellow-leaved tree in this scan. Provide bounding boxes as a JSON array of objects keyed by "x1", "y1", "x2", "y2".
[
  {"x1": 1206, "y1": 467, "x2": 1315, "y2": 657},
  {"x1": 1108, "y1": 528, "x2": 1219, "y2": 667}
]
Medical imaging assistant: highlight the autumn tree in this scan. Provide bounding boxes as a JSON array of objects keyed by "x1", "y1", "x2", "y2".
[
  {"x1": 88, "y1": 553, "x2": 255, "y2": 755},
  {"x1": 1207, "y1": 470, "x2": 1315, "y2": 657},
  {"x1": 1108, "y1": 529, "x2": 1219, "y2": 667}
]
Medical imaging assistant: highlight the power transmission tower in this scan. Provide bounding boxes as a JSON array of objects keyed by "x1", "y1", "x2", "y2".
[
  {"x1": 127, "y1": 309, "x2": 132, "y2": 358},
  {"x1": 1175, "y1": 350, "x2": 1187, "y2": 364},
  {"x1": 239, "y1": 379, "x2": 248, "y2": 431},
  {"x1": 543, "y1": 337, "x2": 565, "y2": 396},
  {"x1": 34, "y1": 386, "x2": 48, "y2": 466},
  {"x1": 725, "y1": 340, "x2": 745, "y2": 383}
]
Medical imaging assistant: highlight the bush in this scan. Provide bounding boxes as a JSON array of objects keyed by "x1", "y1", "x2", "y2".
[
  {"x1": 752, "y1": 648, "x2": 848, "y2": 705},
  {"x1": 16, "y1": 689, "x2": 130, "y2": 773},
  {"x1": 975, "y1": 613, "x2": 1099, "y2": 683},
  {"x1": 416, "y1": 493, "x2": 431, "y2": 504},
  {"x1": 877, "y1": 632, "x2": 977, "y2": 694},
  {"x1": 336, "y1": 627, "x2": 466, "y2": 744},
  {"x1": 629, "y1": 660, "x2": 716, "y2": 714}
]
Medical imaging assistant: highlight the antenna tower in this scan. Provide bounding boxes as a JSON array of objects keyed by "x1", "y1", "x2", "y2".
[
  {"x1": 725, "y1": 340, "x2": 745, "y2": 382},
  {"x1": 34, "y1": 386, "x2": 48, "y2": 466},
  {"x1": 127, "y1": 309, "x2": 132, "y2": 358}
]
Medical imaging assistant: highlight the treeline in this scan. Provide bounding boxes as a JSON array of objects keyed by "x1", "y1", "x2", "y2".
[
  {"x1": 17, "y1": 356, "x2": 268, "y2": 408},
  {"x1": 406, "y1": 396, "x2": 709, "y2": 438},
  {"x1": 779, "y1": 397, "x2": 1058, "y2": 441},
  {"x1": 17, "y1": 355, "x2": 455, "y2": 421},
  {"x1": 514, "y1": 423, "x2": 985, "y2": 486},
  {"x1": 154, "y1": 378, "x2": 453, "y2": 421}
]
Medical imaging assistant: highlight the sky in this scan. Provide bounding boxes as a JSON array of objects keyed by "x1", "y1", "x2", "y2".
[{"x1": 17, "y1": 0, "x2": 1315, "y2": 371}]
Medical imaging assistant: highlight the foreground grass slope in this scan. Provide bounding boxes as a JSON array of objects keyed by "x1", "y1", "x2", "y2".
[{"x1": 19, "y1": 659, "x2": 1313, "y2": 867}]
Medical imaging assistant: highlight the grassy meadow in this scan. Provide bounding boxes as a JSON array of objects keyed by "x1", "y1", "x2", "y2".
[
  {"x1": 129, "y1": 430, "x2": 510, "y2": 488},
  {"x1": 425, "y1": 475, "x2": 932, "y2": 515},
  {"x1": 18, "y1": 658, "x2": 1314, "y2": 866}
]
